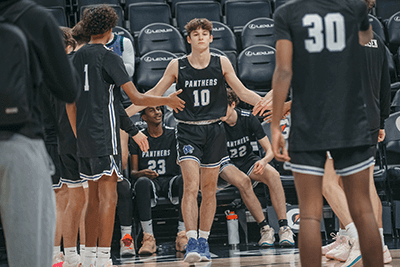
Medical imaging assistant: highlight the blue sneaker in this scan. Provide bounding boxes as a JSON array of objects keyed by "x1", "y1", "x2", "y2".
[
  {"x1": 183, "y1": 238, "x2": 201, "y2": 263},
  {"x1": 198, "y1": 237, "x2": 211, "y2": 262}
]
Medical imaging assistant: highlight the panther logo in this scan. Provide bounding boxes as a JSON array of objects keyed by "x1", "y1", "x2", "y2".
[{"x1": 183, "y1": 145, "x2": 194, "y2": 155}]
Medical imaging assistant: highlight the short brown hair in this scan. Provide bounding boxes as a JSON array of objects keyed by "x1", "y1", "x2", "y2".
[
  {"x1": 60, "y1": 27, "x2": 76, "y2": 50},
  {"x1": 81, "y1": 5, "x2": 118, "y2": 36},
  {"x1": 227, "y1": 88, "x2": 239, "y2": 106},
  {"x1": 71, "y1": 20, "x2": 90, "y2": 45},
  {"x1": 184, "y1": 18, "x2": 212, "y2": 37}
]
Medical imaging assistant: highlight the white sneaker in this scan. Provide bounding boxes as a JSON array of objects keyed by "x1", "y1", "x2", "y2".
[
  {"x1": 383, "y1": 245, "x2": 392, "y2": 264},
  {"x1": 120, "y1": 233, "x2": 136, "y2": 256},
  {"x1": 97, "y1": 259, "x2": 114, "y2": 267},
  {"x1": 325, "y1": 235, "x2": 350, "y2": 261},
  {"x1": 342, "y1": 238, "x2": 361, "y2": 267},
  {"x1": 52, "y1": 252, "x2": 64, "y2": 266},
  {"x1": 322, "y1": 232, "x2": 341, "y2": 255},
  {"x1": 258, "y1": 225, "x2": 275, "y2": 247},
  {"x1": 278, "y1": 226, "x2": 295, "y2": 246}
]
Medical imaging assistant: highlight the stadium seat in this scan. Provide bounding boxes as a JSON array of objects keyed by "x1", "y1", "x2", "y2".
[
  {"x1": 368, "y1": 14, "x2": 387, "y2": 44},
  {"x1": 241, "y1": 17, "x2": 275, "y2": 50},
  {"x1": 392, "y1": 82, "x2": 400, "y2": 106},
  {"x1": 209, "y1": 47, "x2": 237, "y2": 72},
  {"x1": 210, "y1": 21, "x2": 237, "y2": 52},
  {"x1": 80, "y1": 4, "x2": 124, "y2": 27},
  {"x1": 237, "y1": 44, "x2": 275, "y2": 93},
  {"x1": 385, "y1": 46, "x2": 398, "y2": 83},
  {"x1": 77, "y1": 0, "x2": 120, "y2": 10},
  {"x1": 273, "y1": 0, "x2": 290, "y2": 11},
  {"x1": 386, "y1": 11, "x2": 400, "y2": 54},
  {"x1": 125, "y1": 0, "x2": 165, "y2": 5},
  {"x1": 46, "y1": 7, "x2": 68, "y2": 26},
  {"x1": 171, "y1": 0, "x2": 216, "y2": 16},
  {"x1": 33, "y1": 0, "x2": 66, "y2": 8},
  {"x1": 375, "y1": 0, "x2": 400, "y2": 22},
  {"x1": 137, "y1": 23, "x2": 187, "y2": 57},
  {"x1": 136, "y1": 50, "x2": 177, "y2": 92},
  {"x1": 175, "y1": 1, "x2": 222, "y2": 33},
  {"x1": 127, "y1": 2, "x2": 172, "y2": 36},
  {"x1": 391, "y1": 88, "x2": 400, "y2": 113},
  {"x1": 225, "y1": 0, "x2": 272, "y2": 33}
]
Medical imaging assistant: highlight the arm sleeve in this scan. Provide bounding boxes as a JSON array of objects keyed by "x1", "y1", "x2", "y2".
[
  {"x1": 118, "y1": 101, "x2": 139, "y2": 136},
  {"x1": 379, "y1": 43, "x2": 391, "y2": 129},
  {"x1": 128, "y1": 133, "x2": 141, "y2": 155},
  {"x1": 122, "y1": 37, "x2": 135, "y2": 77},
  {"x1": 273, "y1": 6, "x2": 292, "y2": 42},
  {"x1": 356, "y1": 0, "x2": 370, "y2": 31},
  {"x1": 103, "y1": 51, "x2": 131, "y2": 87},
  {"x1": 250, "y1": 114, "x2": 267, "y2": 140}
]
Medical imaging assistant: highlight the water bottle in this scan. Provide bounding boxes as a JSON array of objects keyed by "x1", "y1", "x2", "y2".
[{"x1": 226, "y1": 210, "x2": 240, "y2": 249}]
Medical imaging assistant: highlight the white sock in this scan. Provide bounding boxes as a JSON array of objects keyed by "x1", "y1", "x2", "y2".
[
  {"x1": 198, "y1": 229, "x2": 210, "y2": 240},
  {"x1": 141, "y1": 220, "x2": 153, "y2": 235},
  {"x1": 339, "y1": 228, "x2": 347, "y2": 236},
  {"x1": 64, "y1": 247, "x2": 79, "y2": 264},
  {"x1": 379, "y1": 228, "x2": 385, "y2": 249},
  {"x1": 186, "y1": 230, "x2": 197, "y2": 240},
  {"x1": 178, "y1": 221, "x2": 186, "y2": 233},
  {"x1": 80, "y1": 245, "x2": 85, "y2": 255},
  {"x1": 53, "y1": 246, "x2": 61, "y2": 258},
  {"x1": 96, "y1": 247, "x2": 111, "y2": 267},
  {"x1": 121, "y1": 225, "x2": 132, "y2": 238},
  {"x1": 345, "y1": 222, "x2": 359, "y2": 240},
  {"x1": 83, "y1": 247, "x2": 96, "y2": 267}
]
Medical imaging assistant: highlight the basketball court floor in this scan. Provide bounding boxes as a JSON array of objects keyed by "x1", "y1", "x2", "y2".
[{"x1": 113, "y1": 238, "x2": 400, "y2": 266}]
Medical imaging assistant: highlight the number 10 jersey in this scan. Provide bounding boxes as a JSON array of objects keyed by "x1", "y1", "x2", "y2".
[{"x1": 175, "y1": 54, "x2": 227, "y2": 122}]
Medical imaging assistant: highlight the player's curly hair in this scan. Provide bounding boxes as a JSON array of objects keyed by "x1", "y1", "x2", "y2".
[
  {"x1": 185, "y1": 18, "x2": 213, "y2": 37},
  {"x1": 60, "y1": 27, "x2": 76, "y2": 50},
  {"x1": 81, "y1": 5, "x2": 118, "y2": 37},
  {"x1": 227, "y1": 88, "x2": 239, "y2": 107},
  {"x1": 71, "y1": 20, "x2": 90, "y2": 45}
]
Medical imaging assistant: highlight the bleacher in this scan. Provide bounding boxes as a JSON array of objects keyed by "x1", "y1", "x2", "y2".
[{"x1": 33, "y1": 0, "x2": 400, "y2": 245}]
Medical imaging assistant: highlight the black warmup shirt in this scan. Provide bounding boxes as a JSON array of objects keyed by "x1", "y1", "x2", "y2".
[
  {"x1": 223, "y1": 109, "x2": 266, "y2": 170},
  {"x1": 361, "y1": 33, "x2": 391, "y2": 135},
  {"x1": 130, "y1": 126, "x2": 180, "y2": 178},
  {"x1": 274, "y1": 0, "x2": 372, "y2": 151},
  {"x1": 175, "y1": 54, "x2": 227, "y2": 122},
  {"x1": 73, "y1": 44, "x2": 131, "y2": 157},
  {"x1": 0, "y1": 0, "x2": 79, "y2": 140}
]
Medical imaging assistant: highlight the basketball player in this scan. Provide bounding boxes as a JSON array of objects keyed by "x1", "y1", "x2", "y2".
[
  {"x1": 130, "y1": 106, "x2": 187, "y2": 255},
  {"x1": 220, "y1": 88, "x2": 294, "y2": 248},
  {"x1": 132, "y1": 18, "x2": 262, "y2": 263},
  {"x1": 73, "y1": 5, "x2": 184, "y2": 267},
  {"x1": 70, "y1": 20, "x2": 91, "y2": 261},
  {"x1": 320, "y1": 1, "x2": 392, "y2": 265},
  {"x1": 254, "y1": 0, "x2": 384, "y2": 266}
]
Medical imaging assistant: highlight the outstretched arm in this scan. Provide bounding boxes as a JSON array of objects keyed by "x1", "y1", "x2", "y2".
[
  {"x1": 270, "y1": 40, "x2": 293, "y2": 162},
  {"x1": 252, "y1": 136, "x2": 275, "y2": 175},
  {"x1": 221, "y1": 56, "x2": 262, "y2": 106},
  {"x1": 125, "y1": 59, "x2": 180, "y2": 117}
]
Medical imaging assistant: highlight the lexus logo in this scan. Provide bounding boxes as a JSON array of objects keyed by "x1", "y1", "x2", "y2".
[
  {"x1": 143, "y1": 57, "x2": 174, "y2": 62},
  {"x1": 244, "y1": 50, "x2": 274, "y2": 57},
  {"x1": 248, "y1": 23, "x2": 274, "y2": 30}
]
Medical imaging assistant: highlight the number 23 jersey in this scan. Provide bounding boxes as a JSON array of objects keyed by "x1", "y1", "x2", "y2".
[{"x1": 129, "y1": 126, "x2": 180, "y2": 178}]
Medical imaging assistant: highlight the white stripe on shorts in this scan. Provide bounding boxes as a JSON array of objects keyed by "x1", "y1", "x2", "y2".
[
  {"x1": 335, "y1": 156, "x2": 375, "y2": 177},
  {"x1": 284, "y1": 162, "x2": 325, "y2": 176}
]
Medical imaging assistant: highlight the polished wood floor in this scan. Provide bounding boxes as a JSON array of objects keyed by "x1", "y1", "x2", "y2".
[{"x1": 115, "y1": 244, "x2": 400, "y2": 267}]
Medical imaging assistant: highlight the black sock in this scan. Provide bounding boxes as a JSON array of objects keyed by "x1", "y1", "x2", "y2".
[
  {"x1": 258, "y1": 219, "x2": 268, "y2": 229},
  {"x1": 278, "y1": 219, "x2": 288, "y2": 228}
]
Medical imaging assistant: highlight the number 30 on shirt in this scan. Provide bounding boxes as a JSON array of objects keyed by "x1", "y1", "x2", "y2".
[{"x1": 303, "y1": 13, "x2": 346, "y2": 53}]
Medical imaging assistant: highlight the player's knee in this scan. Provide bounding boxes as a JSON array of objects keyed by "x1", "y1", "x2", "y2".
[
  {"x1": 236, "y1": 176, "x2": 252, "y2": 191},
  {"x1": 117, "y1": 180, "x2": 132, "y2": 200},
  {"x1": 135, "y1": 177, "x2": 152, "y2": 191}
]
